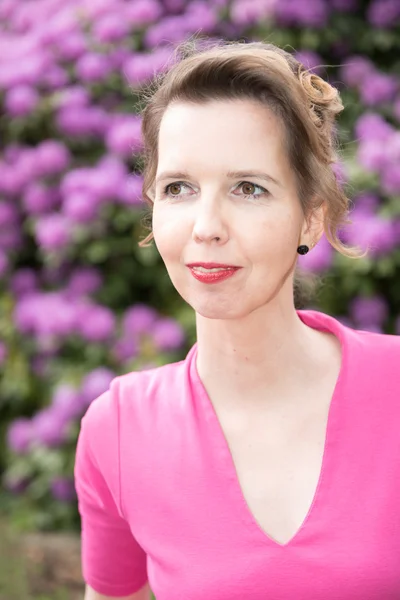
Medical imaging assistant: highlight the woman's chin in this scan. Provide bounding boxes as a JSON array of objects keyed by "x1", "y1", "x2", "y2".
[{"x1": 189, "y1": 299, "x2": 243, "y2": 321}]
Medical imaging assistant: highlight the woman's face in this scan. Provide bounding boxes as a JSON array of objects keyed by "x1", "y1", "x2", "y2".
[{"x1": 152, "y1": 98, "x2": 320, "y2": 320}]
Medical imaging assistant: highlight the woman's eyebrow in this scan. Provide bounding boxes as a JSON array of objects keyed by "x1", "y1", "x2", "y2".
[
  {"x1": 155, "y1": 170, "x2": 282, "y2": 187},
  {"x1": 226, "y1": 170, "x2": 282, "y2": 187}
]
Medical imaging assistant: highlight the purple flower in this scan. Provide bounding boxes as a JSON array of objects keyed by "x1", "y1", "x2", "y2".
[
  {"x1": 50, "y1": 477, "x2": 77, "y2": 502},
  {"x1": 35, "y1": 140, "x2": 71, "y2": 176},
  {"x1": 80, "y1": 367, "x2": 116, "y2": 407},
  {"x1": 13, "y1": 291, "x2": 79, "y2": 338},
  {"x1": 124, "y1": 0, "x2": 163, "y2": 27},
  {"x1": 55, "y1": 31, "x2": 87, "y2": 61},
  {"x1": 42, "y1": 65, "x2": 69, "y2": 90},
  {"x1": 161, "y1": 0, "x2": 186, "y2": 12},
  {"x1": 4, "y1": 84, "x2": 39, "y2": 116},
  {"x1": 123, "y1": 304, "x2": 158, "y2": 336},
  {"x1": 53, "y1": 85, "x2": 91, "y2": 110},
  {"x1": 63, "y1": 191, "x2": 100, "y2": 223},
  {"x1": 356, "y1": 140, "x2": 387, "y2": 173},
  {"x1": 329, "y1": 0, "x2": 359, "y2": 10},
  {"x1": 36, "y1": 7, "x2": 79, "y2": 44},
  {"x1": 184, "y1": 1, "x2": 218, "y2": 31},
  {"x1": 31, "y1": 407, "x2": 68, "y2": 448},
  {"x1": 123, "y1": 48, "x2": 174, "y2": 84},
  {"x1": 339, "y1": 55, "x2": 375, "y2": 88},
  {"x1": 0, "y1": 201, "x2": 18, "y2": 227},
  {"x1": 55, "y1": 105, "x2": 109, "y2": 138},
  {"x1": 112, "y1": 336, "x2": 139, "y2": 362},
  {"x1": 295, "y1": 50, "x2": 323, "y2": 74},
  {"x1": 67, "y1": 267, "x2": 103, "y2": 296},
  {"x1": 343, "y1": 211, "x2": 395, "y2": 256},
  {"x1": 367, "y1": 0, "x2": 400, "y2": 27},
  {"x1": 105, "y1": 117, "x2": 143, "y2": 157},
  {"x1": 349, "y1": 295, "x2": 388, "y2": 328},
  {"x1": 143, "y1": 15, "x2": 192, "y2": 47},
  {"x1": 51, "y1": 383, "x2": 84, "y2": 423},
  {"x1": 0, "y1": 52, "x2": 51, "y2": 90},
  {"x1": 10, "y1": 268, "x2": 38, "y2": 296},
  {"x1": 77, "y1": 305, "x2": 116, "y2": 342},
  {"x1": 117, "y1": 175, "x2": 144, "y2": 206},
  {"x1": 359, "y1": 72, "x2": 398, "y2": 106},
  {"x1": 7, "y1": 418, "x2": 33, "y2": 454},
  {"x1": 354, "y1": 193, "x2": 380, "y2": 212},
  {"x1": 92, "y1": 13, "x2": 130, "y2": 43},
  {"x1": 354, "y1": 113, "x2": 394, "y2": 142},
  {"x1": 90, "y1": 156, "x2": 128, "y2": 201},
  {"x1": 23, "y1": 183, "x2": 60, "y2": 215},
  {"x1": 35, "y1": 213, "x2": 71, "y2": 250},
  {"x1": 60, "y1": 167, "x2": 94, "y2": 196},
  {"x1": 297, "y1": 235, "x2": 333, "y2": 273},
  {"x1": 0, "y1": 227, "x2": 22, "y2": 252},
  {"x1": 230, "y1": 0, "x2": 277, "y2": 26},
  {"x1": 152, "y1": 317, "x2": 185, "y2": 351},
  {"x1": 75, "y1": 53, "x2": 114, "y2": 84},
  {"x1": 381, "y1": 163, "x2": 400, "y2": 195},
  {"x1": 3, "y1": 143, "x2": 23, "y2": 164},
  {"x1": 275, "y1": 0, "x2": 329, "y2": 27}
]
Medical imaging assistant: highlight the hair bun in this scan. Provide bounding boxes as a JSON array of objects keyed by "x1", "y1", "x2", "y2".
[{"x1": 297, "y1": 68, "x2": 344, "y2": 162}]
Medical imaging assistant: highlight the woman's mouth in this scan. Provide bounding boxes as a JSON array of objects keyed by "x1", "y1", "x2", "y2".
[{"x1": 186, "y1": 263, "x2": 241, "y2": 284}]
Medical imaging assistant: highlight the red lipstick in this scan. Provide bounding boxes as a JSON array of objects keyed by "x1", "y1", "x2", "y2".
[{"x1": 186, "y1": 262, "x2": 241, "y2": 284}]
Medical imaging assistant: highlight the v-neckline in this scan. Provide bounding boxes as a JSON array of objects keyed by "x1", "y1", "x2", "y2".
[{"x1": 190, "y1": 310, "x2": 349, "y2": 549}]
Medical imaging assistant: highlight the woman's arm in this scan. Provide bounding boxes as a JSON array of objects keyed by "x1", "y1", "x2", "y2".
[{"x1": 84, "y1": 581, "x2": 152, "y2": 600}]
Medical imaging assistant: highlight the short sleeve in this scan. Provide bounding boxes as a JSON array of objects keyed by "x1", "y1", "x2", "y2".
[{"x1": 74, "y1": 391, "x2": 148, "y2": 597}]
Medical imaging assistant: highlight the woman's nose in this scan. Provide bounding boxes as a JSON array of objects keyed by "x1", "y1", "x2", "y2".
[{"x1": 191, "y1": 202, "x2": 229, "y2": 244}]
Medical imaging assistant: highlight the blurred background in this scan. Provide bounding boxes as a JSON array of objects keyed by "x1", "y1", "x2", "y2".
[{"x1": 0, "y1": 0, "x2": 399, "y2": 598}]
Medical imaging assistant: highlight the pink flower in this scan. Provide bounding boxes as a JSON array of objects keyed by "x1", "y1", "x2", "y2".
[
  {"x1": 63, "y1": 191, "x2": 100, "y2": 223},
  {"x1": 4, "y1": 84, "x2": 39, "y2": 116},
  {"x1": 80, "y1": 367, "x2": 116, "y2": 407},
  {"x1": 77, "y1": 305, "x2": 116, "y2": 342},
  {"x1": 7, "y1": 418, "x2": 34, "y2": 454},
  {"x1": 152, "y1": 318, "x2": 185, "y2": 351},
  {"x1": 122, "y1": 304, "x2": 158, "y2": 336},
  {"x1": 339, "y1": 55, "x2": 375, "y2": 87},
  {"x1": 92, "y1": 13, "x2": 130, "y2": 43},
  {"x1": 35, "y1": 214, "x2": 71, "y2": 250},
  {"x1": 23, "y1": 183, "x2": 60, "y2": 215},
  {"x1": 359, "y1": 72, "x2": 398, "y2": 106},
  {"x1": 50, "y1": 477, "x2": 77, "y2": 502},
  {"x1": 105, "y1": 117, "x2": 143, "y2": 158},
  {"x1": 124, "y1": 0, "x2": 163, "y2": 27},
  {"x1": 67, "y1": 267, "x2": 103, "y2": 296},
  {"x1": 35, "y1": 140, "x2": 71, "y2": 176},
  {"x1": 75, "y1": 52, "x2": 114, "y2": 84}
]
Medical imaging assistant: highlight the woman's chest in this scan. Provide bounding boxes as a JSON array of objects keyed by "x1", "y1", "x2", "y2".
[{"x1": 214, "y1": 401, "x2": 330, "y2": 546}]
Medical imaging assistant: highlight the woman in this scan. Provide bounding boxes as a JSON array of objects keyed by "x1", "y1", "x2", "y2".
[{"x1": 74, "y1": 40, "x2": 400, "y2": 600}]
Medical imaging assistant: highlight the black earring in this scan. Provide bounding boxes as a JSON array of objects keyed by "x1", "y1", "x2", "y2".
[{"x1": 297, "y1": 245, "x2": 309, "y2": 255}]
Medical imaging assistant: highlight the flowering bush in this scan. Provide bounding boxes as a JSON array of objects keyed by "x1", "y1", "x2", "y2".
[{"x1": 0, "y1": 0, "x2": 399, "y2": 532}]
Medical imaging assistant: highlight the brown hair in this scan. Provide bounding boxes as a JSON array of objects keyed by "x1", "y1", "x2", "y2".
[{"x1": 136, "y1": 37, "x2": 365, "y2": 266}]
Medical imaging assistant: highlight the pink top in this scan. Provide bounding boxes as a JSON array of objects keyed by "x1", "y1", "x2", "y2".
[{"x1": 74, "y1": 310, "x2": 400, "y2": 599}]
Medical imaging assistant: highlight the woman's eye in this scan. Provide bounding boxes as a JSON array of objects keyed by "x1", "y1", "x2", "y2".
[
  {"x1": 236, "y1": 181, "x2": 269, "y2": 198},
  {"x1": 162, "y1": 182, "x2": 191, "y2": 198}
]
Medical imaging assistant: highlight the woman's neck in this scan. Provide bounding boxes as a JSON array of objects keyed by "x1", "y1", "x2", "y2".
[{"x1": 195, "y1": 306, "x2": 331, "y2": 407}]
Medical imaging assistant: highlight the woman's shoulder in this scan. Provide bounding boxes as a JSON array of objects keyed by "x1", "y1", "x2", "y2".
[{"x1": 81, "y1": 349, "x2": 194, "y2": 432}]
